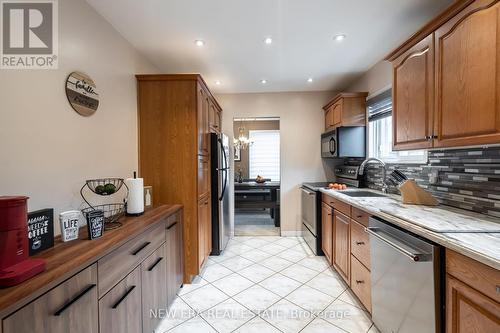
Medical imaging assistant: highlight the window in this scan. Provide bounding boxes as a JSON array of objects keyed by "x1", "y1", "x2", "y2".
[
  {"x1": 249, "y1": 130, "x2": 280, "y2": 181},
  {"x1": 367, "y1": 89, "x2": 427, "y2": 164}
]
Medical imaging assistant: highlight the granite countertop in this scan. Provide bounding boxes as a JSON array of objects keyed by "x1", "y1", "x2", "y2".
[{"x1": 319, "y1": 188, "x2": 500, "y2": 270}]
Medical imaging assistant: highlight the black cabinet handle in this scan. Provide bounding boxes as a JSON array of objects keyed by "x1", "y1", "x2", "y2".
[
  {"x1": 167, "y1": 221, "x2": 177, "y2": 230},
  {"x1": 112, "y1": 286, "x2": 136, "y2": 309},
  {"x1": 132, "y1": 242, "x2": 151, "y2": 256},
  {"x1": 54, "y1": 284, "x2": 96, "y2": 316},
  {"x1": 148, "y1": 257, "x2": 164, "y2": 271},
  {"x1": 356, "y1": 241, "x2": 365, "y2": 245}
]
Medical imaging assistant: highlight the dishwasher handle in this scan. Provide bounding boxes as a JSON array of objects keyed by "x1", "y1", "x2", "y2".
[{"x1": 367, "y1": 227, "x2": 432, "y2": 262}]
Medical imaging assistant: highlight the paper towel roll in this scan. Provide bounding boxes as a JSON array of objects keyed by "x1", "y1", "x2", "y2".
[{"x1": 126, "y1": 178, "x2": 144, "y2": 215}]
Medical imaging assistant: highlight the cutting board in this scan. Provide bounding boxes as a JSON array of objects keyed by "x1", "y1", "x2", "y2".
[{"x1": 380, "y1": 205, "x2": 500, "y2": 233}]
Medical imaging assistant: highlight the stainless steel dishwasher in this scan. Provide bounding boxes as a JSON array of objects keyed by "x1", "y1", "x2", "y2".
[{"x1": 367, "y1": 217, "x2": 442, "y2": 333}]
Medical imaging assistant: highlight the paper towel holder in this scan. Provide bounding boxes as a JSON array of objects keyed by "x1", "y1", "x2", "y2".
[{"x1": 126, "y1": 172, "x2": 145, "y2": 216}]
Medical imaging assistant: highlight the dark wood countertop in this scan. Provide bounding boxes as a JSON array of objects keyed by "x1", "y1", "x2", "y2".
[{"x1": 0, "y1": 204, "x2": 182, "y2": 318}]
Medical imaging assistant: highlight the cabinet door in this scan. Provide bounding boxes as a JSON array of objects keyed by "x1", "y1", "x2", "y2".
[
  {"x1": 325, "y1": 107, "x2": 334, "y2": 131},
  {"x1": 209, "y1": 101, "x2": 221, "y2": 133},
  {"x1": 198, "y1": 154, "x2": 209, "y2": 198},
  {"x1": 321, "y1": 203, "x2": 333, "y2": 265},
  {"x1": 350, "y1": 218, "x2": 370, "y2": 269},
  {"x1": 434, "y1": 0, "x2": 500, "y2": 148},
  {"x1": 197, "y1": 86, "x2": 210, "y2": 155},
  {"x1": 166, "y1": 213, "x2": 184, "y2": 307},
  {"x1": 332, "y1": 102, "x2": 342, "y2": 127},
  {"x1": 142, "y1": 244, "x2": 168, "y2": 333},
  {"x1": 334, "y1": 210, "x2": 350, "y2": 284},
  {"x1": 3, "y1": 265, "x2": 98, "y2": 333},
  {"x1": 350, "y1": 255, "x2": 372, "y2": 313},
  {"x1": 197, "y1": 195, "x2": 210, "y2": 267},
  {"x1": 99, "y1": 266, "x2": 142, "y2": 333},
  {"x1": 446, "y1": 274, "x2": 500, "y2": 333},
  {"x1": 392, "y1": 34, "x2": 434, "y2": 150}
]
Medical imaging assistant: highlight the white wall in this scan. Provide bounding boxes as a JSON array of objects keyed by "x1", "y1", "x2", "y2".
[
  {"x1": 347, "y1": 60, "x2": 392, "y2": 96},
  {"x1": 0, "y1": 0, "x2": 158, "y2": 234},
  {"x1": 217, "y1": 91, "x2": 336, "y2": 235}
]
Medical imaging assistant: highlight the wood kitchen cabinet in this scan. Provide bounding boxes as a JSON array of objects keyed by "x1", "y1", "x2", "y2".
[
  {"x1": 322, "y1": 92, "x2": 368, "y2": 131},
  {"x1": 141, "y1": 245, "x2": 168, "y2": 333},
  {"x1": 2, "y1": 265, "x2": 98, "y2": 333},
  {"x1": 392, "y1": 34, "x2": 434, "y2": 150},
  {"x1": 321, "y1": 202, "x2": 334, "y2": 265},
  {"x1": 137, "y1": 74, "x2": 222, "y2": 280},
  {"x1": 434, "y1": 0, "x2": 500, "y2": 148},
  {"x1": 166, "y1": 213, "x2": 184, "y2": 308},
  {"x1": 333, "y1": 210, "x2": 350, "y2": 284},
  {"x1": 388, "y1": 0, "x2": 500, "y2": 150},
  {"x1": 445, "y1": 249, "x2": 500, "y2": 333},
  {"x1": 99, "y1": 266, "x2": 142, "y2": 333}
]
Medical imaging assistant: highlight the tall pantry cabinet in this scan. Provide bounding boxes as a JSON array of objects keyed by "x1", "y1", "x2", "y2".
[{"x1": 136, "y1": 74, "x2": 222, "y2": 282}]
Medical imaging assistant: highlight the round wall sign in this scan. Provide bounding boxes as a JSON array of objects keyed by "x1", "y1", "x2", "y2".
[{"x1": 65, "y1": 72, "x2": 99, "y2": 116}]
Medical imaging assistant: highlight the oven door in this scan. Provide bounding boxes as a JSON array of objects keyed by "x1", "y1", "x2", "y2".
[{"x1": 301, "y1": 187, "x2": 317, "y2": 236}]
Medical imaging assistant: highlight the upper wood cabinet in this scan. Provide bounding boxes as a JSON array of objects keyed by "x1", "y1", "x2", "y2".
[
  {"x1": 322, "y1": 92, "x2": 368, "y2": 132},
  {"x1": 197, "y1": 85, "x2": 210, "y2": 156},
  {"x1": 388, "y1": 0, "x2": 500, "y2": 150},
  {"x1": 392, "y1": 35, "x2": 435, "y2": 150},
  {"x1": 209, "y1": 99, "x2": 222, "y2": 133},
  {"x1": 434, "y1": 0, "x2": 500, "y2": 148}
]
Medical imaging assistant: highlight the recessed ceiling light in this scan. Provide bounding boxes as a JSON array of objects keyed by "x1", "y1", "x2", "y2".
[
  {"x1": 194, "y1": 39, "x2": 205, "y2": 47},
  {"x1": 215, "y1": 80, "x2": 221, "y2": 85},
  {"x1": 307, "y1": 78, "x2": 313, "y2": 83},
  {"x1": 260, "y1": 79, "x2": 267, "y2": 84},
  {"x1": 334, "y1": 34, "x2": 346, "y2": 42},
  {"x1": 264, "y1": 37, "x2": 273, "y2": 45}
]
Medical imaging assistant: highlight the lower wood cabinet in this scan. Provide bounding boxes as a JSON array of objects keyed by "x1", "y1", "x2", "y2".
[
  {"x1": 350, "y1": 255, "x2": 372, "y2": 312},
  {"x1": 141, "y1": 245, "x2": 168, "y2": 333},
  {"x1": 2, "y1": 264, "x2": 98, "y2": 333},
  {"x1": 166, "y1": 214, "x2": 184, "y2": 308},
  {"x1": 333, "y1": 210, "x2": 350, "y2": 284},
  {"x1": 198, "y1": 194, "x2": 211, "y2": 266},
  {"x1": 99, "y1": 266, "x2": 142, "y2": 333},
  {"x1": 321, "y1": 202, "x2": 333, "y2": 265}
]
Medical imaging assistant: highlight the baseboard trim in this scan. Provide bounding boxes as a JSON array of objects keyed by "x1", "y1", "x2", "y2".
[{"x1": 280, "y1": 230, "x2": 303, "y2": 237}]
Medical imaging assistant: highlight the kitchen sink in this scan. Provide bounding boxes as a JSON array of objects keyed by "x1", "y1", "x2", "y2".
[{"x1": 341, "y1": 191, "x2": 387, "y2": 198}]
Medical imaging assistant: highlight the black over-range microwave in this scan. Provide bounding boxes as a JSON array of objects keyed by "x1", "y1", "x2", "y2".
[{"x1": 321, "y1": 127, "x2": 366, "y2": 158}]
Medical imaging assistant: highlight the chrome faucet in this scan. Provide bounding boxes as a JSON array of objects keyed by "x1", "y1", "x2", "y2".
[{"x1": 358, "y1": 158, "x2": 388, "y2": 193}]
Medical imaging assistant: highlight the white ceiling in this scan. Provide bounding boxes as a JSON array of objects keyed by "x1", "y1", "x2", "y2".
[{"x1": 86, "y1": 0, "x2": 453, "y2": 94}]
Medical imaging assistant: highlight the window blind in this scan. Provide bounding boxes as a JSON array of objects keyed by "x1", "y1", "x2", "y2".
[
  {"x1": 367, "y1": 89, "x2": 392, "y2": 121},
  {"x1": 249, "y1": 130, "x2": 280, "y2": 181}
]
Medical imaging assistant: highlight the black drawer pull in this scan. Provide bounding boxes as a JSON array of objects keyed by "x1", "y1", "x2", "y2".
[
  {"x1": 167, "y1": 221, "x2": 177, "y2": 230},
  {"x1": 356, "y1": 241, "x2": 365, "y2": 245},
  {"x1": 148, "y1": 257, "x2": 164, "y2": 271},
  {"x1": 112, "y1": 286, "x2": 136, "y2": 309},
  {"x1": 132, "y1": 242, "x2": 151, "y2": 256},
  {"x1": 54, "y1": 284, "x2": 96, "y2": 316},
  {"x1": 355, "y1": 280, "x2": 365, "y2": 284}
]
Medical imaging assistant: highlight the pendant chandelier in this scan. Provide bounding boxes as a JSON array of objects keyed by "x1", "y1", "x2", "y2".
[{"x1": 233, "y1": 119, "x2": 255, "y2": 150}]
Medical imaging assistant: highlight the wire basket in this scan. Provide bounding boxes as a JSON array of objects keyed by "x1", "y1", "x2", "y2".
[
  {"x1": 81, "y1": 204, "x2": 125, "y2": 230},
  {"x1": 84, "y1": 178, "x2": 125, "y2": 196}
]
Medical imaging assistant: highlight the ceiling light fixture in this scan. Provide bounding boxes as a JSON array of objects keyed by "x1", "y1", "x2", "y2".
[
  {"x1": 334, "y1": 34, "x2": 346, "y2": 42},
  {"x1": 264, "y1": 37, "x2": 273, "y2": 45},
  {"x1": 215, "y1": 80, "x2": 221, "y2": 85},
  {"x1": 307, "y1": 78, "x2": 313, "y2": 83},
  {"x1": 194, "y1": 39, "x2": 205, "y2": 47},
  {"x1": 260, "y1": 79, "x2": 267, "y2": 84}
]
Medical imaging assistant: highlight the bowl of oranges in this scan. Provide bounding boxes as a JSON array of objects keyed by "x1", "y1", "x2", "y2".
[{"x1": 328, "y1": 183, "x2": 347, "y2": 190}]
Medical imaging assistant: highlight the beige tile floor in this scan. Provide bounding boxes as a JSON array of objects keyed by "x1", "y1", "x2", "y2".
[{"x1": 156, "y1": 236, "x2": 377, "y2": 333}]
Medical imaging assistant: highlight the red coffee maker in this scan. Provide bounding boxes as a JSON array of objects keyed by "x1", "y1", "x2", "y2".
[{"x1": 0, "y1": 196, "x2": 45, "y2": 287}]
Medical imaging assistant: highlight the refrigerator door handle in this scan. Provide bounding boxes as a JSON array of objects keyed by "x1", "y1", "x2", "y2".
[{"x1": 219, "y1": 137, "x2": 228, "y2": 201}]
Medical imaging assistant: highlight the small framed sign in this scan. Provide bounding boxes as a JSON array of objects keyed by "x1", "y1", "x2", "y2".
[
  {"x1": 65, "y1": 71, "x2": 99, "y2": 116},
  {"x1": 59, "y1": 210, "x2": 81, "y2": 242},
  {"x1": 27, "y1": 209, "x2": 54, "y2": 256},
  {"x1": 144, "y1": 186, "x2": 153, "y2": 208},
  {"x1": 86, "y1": 210, "x2": 104, "y2": 240}
]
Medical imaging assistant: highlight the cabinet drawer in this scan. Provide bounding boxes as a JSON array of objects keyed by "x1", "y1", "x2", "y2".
[
  {"x1": 351, "y1": 207, "x2": 369, "y2": 227},
  {"x1": 446, "y1": 249, "x2": 500, "y2": 303},
  {"x1": 350, "y1": 255, "x2": 371, "y2": 313},
  {"x1": 350, "y1": 219, "x2": 370, "y2": 269},
  {"x1": 99, "y1": 266, "x2": 142, "y2": 333},
  {"x1": 3, "y1": 264, "x2": 98, "y2": 333},
  {"x1": 98, "y1": 222, "x2": 165, "y2": 297},
  {"x1": 321, "y1": 195, "x2": 351, "y2": 216}
]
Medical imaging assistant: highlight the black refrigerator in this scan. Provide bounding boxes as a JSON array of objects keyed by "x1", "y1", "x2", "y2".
[{"x1": 210, "y1": 133, "x2": 230, "y2": 255}]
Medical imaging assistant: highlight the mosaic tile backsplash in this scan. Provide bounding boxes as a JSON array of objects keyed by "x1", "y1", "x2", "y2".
[{"x1": 363, "y1": 146, "x2": 500, "y2": 218}]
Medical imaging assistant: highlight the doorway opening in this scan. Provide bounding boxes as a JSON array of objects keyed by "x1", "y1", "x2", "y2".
[{"x1": 233, "y1": 117, "x2": 281, "y2": 236}]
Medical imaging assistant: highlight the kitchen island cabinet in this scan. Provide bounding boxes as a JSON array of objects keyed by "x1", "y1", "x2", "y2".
[{"x1": 0, "y1": 205, "x2": 183, "y2": 333}]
